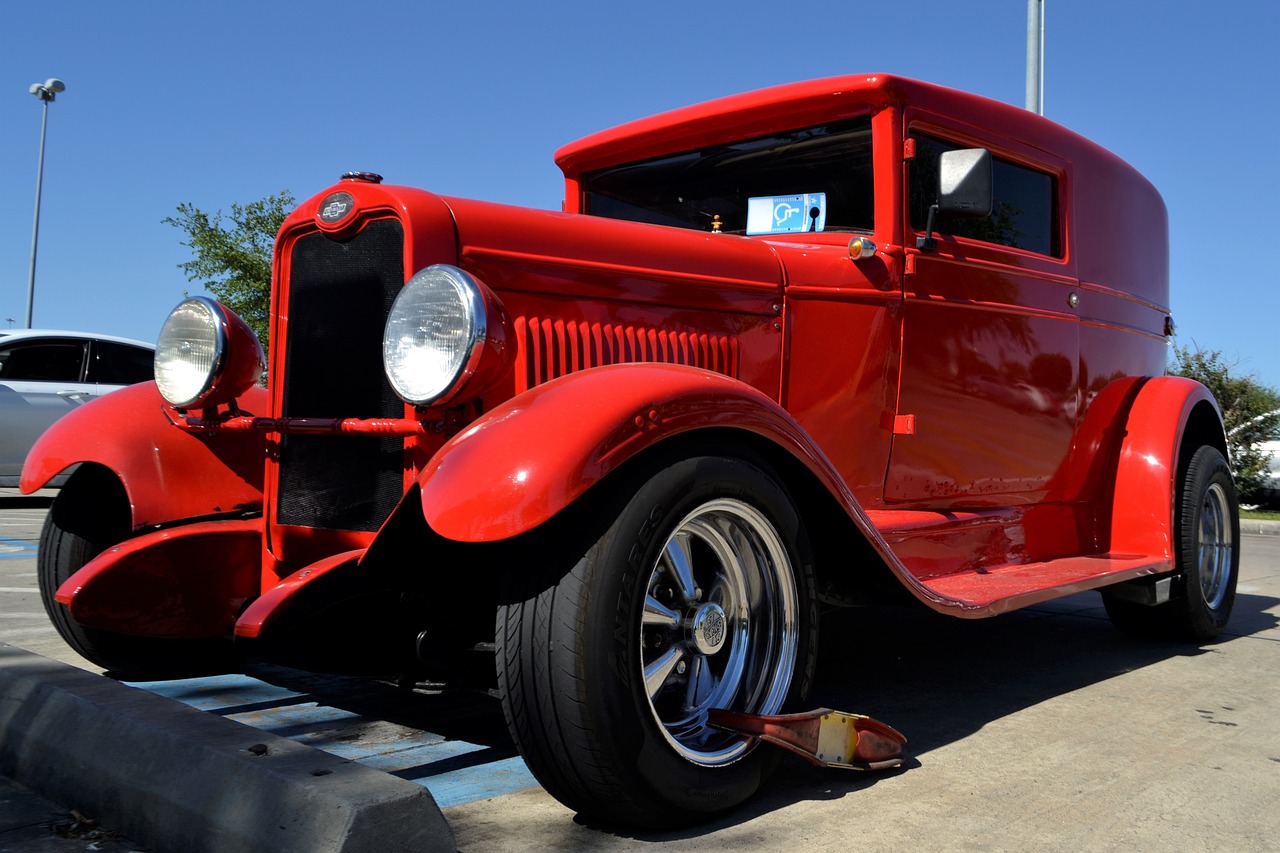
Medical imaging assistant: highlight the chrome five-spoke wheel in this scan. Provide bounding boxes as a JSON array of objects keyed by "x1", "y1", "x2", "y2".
[
  {"x1": 641, "y1": 498, "x2": 799, "y2": 764},
  {"x1": 495, "y1": 453, "x2": 816, "y2": 826}
]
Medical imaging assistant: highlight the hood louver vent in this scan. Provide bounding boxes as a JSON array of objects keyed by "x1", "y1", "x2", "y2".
[{"x1": 515, "y1": 316, "x2": 740, "y2": 392}]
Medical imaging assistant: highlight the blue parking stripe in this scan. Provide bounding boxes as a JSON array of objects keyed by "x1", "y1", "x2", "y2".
[
  {"x1": 390, "y1": 744, "x2": 522, "y2": 783},
  {"x1": 428, "y1": 755, "x2": 538, "y2": 808},
  {"x1": 130, "y1": 672, "x2": 540, "y2": 807},
  {"x1": 222, "y1": 703, "x2": 364, "y2": 737},
  {"x1": 0, "y1": 536, "x2": 37, "y2": 559},
  {"x1": 323, "y1": 736, "x2": 449, "y2": 762},
  {"x1": 369, "y1": 740, "x2": 492, "y2": 774},
  {"x1": 129, "y1": 674, "x2": 308, "y2": 711}
]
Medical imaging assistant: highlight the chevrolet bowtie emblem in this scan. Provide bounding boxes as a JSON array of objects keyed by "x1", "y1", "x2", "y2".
[{"x1": 317, "y1": 191, "x2": 355, "y2": 224}]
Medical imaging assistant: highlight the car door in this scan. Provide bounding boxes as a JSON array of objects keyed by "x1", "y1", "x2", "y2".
[
  {"x1": 84, "y1": 339, "x2": 156, "y2": 387},
  {"x1": 885, "y1": 123, "x2": 1078, "y2": 504},
  {"x1": 0, "y1": 338, "x2": 95, "y2": 479}
]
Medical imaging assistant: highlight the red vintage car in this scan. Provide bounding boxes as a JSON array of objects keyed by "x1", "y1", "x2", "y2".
[{"x1": 27, "y1": 74, "x2": 1238, "y2": 826}]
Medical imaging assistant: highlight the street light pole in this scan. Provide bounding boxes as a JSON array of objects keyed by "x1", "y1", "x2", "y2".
[
  {"x1": 1025, "y1": 0, "x2": 1044, "y2": 115},
  {"x1": 26, "y1": 77, "x2": 65, "y2": 330}
]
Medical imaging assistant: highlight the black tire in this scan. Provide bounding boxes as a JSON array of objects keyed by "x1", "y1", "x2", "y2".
[
  {"x1": 496, "y1": 453, "x2": 818, "y2": 827},
  {"x1": 1103, "y1": 445, "x2": 1239, "y2": 642},
  {"x1": 38, "y1": 465, "x2": 237, "y2": 679},
  {"x1": 1168, "y1": 445, "x2": 1239, "y2": 639}
]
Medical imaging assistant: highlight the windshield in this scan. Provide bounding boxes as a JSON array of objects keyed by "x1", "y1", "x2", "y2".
[{"x1": 582, "y1": 115, "x2": 873, "y2": 235}]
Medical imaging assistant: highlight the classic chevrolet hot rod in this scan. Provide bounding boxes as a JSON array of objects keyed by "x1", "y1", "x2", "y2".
[{"x1": 27, "y1": 74, "x2": 1238, "y2": 825}]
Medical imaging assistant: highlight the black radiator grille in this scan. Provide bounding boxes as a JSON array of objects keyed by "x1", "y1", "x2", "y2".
[{"x1": 277, "y1": 219, "x2": 406, "y2": 532}]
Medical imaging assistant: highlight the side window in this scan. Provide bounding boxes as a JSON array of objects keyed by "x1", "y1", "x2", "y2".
[
  {"x1": 0, "y1": 341, "x2": 87, "y2": 382},
  {"x1": 87, "y1": 341, "x2": 155, "y2": 385},
  {"x1": 909, "y1": 133, "x2": 1060, "y2": 257}
]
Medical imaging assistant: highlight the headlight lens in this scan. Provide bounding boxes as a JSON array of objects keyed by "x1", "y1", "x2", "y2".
[
  {"x1": 383, "y1": 265, "x2": 487, "y2": 406},
  {"x1": 155, "y1": 298, "x2": 224, "y2": 408},
  {"x1": 155, "y1": 297, "x2": 263, "y2": 409}
]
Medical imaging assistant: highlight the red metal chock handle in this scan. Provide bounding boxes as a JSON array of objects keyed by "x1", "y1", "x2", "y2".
[{"x1": 707, "y1": 707, "x2": 906, "y2": 770}]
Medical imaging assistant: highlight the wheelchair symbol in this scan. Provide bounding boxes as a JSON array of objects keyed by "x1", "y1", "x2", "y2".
[{"x1": 774, "y1": 202, "x2": 801, "y2": 227}]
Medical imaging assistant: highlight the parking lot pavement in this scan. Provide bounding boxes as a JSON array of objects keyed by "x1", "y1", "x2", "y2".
[
  {"x1": 3, "y1": 490, "x2": 1279, "y2": 852},
  {"x1": 445, "y1": 533, "x2": 1280, "y2": 852},
  {"x1": 0, "y1": 775, "x2": 141, "y2": 853},
  {"x1": 0, "y1": 490, "x2": 91, "y2": 670}
]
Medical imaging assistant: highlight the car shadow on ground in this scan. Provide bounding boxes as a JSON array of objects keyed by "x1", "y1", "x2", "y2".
[
  {"x1": 233, "y1": 662, "x2": 516, "y2": 755},
  {"x1": 230, "y1": 588, "x2": 1277, "y2": 840},
  {"x1": 632, "y1": 588, "x2": 1280, "y2": 840}
]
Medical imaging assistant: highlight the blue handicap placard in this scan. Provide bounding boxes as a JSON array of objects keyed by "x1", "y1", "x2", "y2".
[{"x1": 746, "y1": 193, "x2": 827, "y2": 235}]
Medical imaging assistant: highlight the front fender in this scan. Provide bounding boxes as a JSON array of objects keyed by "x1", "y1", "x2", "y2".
[
  {"x1": 21, "y1": 382, "x2": 267, "y2": 529},
  {"x1": 418, "y1": 364, "x2": 842, "y2": 541}
]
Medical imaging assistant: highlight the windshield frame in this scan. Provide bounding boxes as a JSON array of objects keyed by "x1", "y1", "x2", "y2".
[{"x1": 581, "y1": 114, "x2": 875, "y2": 236}]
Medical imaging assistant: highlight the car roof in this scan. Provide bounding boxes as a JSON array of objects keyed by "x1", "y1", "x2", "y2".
[
  {"x1": 555, "y1": 72, "x2": 1168, "y2": 313},
  {"x1": 555, "y1": 73, "x2": 1105, "y2": 177},
  {"x1": 0, "y1": 329, "x2": 154, "y2": 350}
]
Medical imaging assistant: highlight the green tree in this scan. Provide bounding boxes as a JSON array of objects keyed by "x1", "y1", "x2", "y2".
[
  {"x1": 1169, "y1": 344, "x2": 1280, "y2": 501},
  {"x1": 163, "y1": 191, "x2": 295, "y2": 349}
]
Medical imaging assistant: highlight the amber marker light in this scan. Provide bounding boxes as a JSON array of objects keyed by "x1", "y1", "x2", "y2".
[{"x1": 848, "y1": 237, "x2": 877, "y2": 260}]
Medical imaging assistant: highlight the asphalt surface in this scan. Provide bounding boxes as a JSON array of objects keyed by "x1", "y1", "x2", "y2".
[{"x1": 3, "y1": 491, "x2": 1278, "y2": 851}]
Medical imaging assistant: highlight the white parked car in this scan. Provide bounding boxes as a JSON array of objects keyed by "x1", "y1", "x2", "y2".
[
  {"x1": 0, "y1": 330, "x2": 154, "y2": 487},
  {"x1": 1256, "y1": 437, "x2": 1280, "y2": 508}
]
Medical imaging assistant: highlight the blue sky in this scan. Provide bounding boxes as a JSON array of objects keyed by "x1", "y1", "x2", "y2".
[{"x1": 2, "y1": 0, "x2": 1277, "y2": 389}]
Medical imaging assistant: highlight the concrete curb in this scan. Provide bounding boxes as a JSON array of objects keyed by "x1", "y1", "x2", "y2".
[
  {"x1": 1242, "y1": 518, "x2": 1280, "y2": 536},
  {"x1": 0, "y1": 645, "x2": 455, "y2": 853}
]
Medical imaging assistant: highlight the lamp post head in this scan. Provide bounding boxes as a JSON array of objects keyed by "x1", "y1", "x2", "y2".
[{"x1": 29, "y1": 78, "x2": 65, "y2": 103}]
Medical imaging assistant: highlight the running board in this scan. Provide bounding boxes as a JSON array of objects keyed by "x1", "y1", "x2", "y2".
[{"x1": 919, "y1": 553, "x2": 1173, "y2": 615}]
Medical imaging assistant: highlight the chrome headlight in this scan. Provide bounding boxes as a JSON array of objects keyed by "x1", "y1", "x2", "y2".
[
  {"x1": 155, "y1": 297, "x2": 263, "y2": 409},
  {"x1": 383, "y1": 265, "x2": 507, "y2": 406}
]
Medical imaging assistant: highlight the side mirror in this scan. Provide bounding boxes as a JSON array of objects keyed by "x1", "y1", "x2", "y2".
[
  {"x1": 938, "y1": 148, "x2": 993, "y2": 217},
  {"x1": 917, "y1": 148, "x2": 993, "y2": 250}
]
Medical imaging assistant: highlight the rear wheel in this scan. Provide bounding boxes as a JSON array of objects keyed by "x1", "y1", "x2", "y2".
[
  {"x1": 38, "y1": 466, "x2": 236, "y2": 679},
  {"x1": 1103, "y1": 445, "x2": 1239, "y2": 641},
  {"x1": 1167, "y1": 445, "x2": 1238, "y2": 639},
  {"x1": 496, "y1": 453, "x2": 817, "y2": 827}
]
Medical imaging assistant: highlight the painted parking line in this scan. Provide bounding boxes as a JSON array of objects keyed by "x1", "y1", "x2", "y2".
[
  {"x1": 0, "y1": 536, "x2": 37, "y2": 559},
  {"x1": 137, "y1": 673, "x2": 310, "y2": 711},
  {"x1": 128, "y1": 673, "x2": 539, "y2": 808}
]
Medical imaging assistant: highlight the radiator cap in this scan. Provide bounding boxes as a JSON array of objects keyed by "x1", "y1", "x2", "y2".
[{"x1": 341, "y1": 171, "x2": 383, "y2": 184}]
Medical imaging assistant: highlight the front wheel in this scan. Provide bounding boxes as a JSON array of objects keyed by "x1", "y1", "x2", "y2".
[
  {"x1": 38, "y1": 465, "x2": 237, "y2": 679},
  {"x1": 496, "y1": 454, "x2": 817, "y2": 827}
]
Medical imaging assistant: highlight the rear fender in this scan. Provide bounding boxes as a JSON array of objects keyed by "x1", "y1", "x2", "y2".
[
  {"x1": 1109, "y1": 375, "x2": 1223, "y2": 557},
  {"x1": 21, "y1": 382, "x2": 267, "y2": 529}
]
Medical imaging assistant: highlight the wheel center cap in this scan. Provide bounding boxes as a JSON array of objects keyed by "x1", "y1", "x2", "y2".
[{"x1": 691, "y1": 602, "x2": 727, "y2": 655}]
